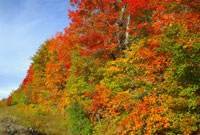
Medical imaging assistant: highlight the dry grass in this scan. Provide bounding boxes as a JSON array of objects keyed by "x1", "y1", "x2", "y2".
[{"x1": 0, "y1": 105, "x2": 71, "y2": 135}]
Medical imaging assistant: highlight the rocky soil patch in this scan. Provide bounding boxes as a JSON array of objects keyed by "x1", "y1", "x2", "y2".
[{"x1": 0, "y1": 117, "x2": 42, "y2": 135}]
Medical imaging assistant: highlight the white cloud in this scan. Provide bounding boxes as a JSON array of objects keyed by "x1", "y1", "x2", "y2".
[
  {"x1": 0, "y1": 86, "x2": 17, "y2": 98},
  {"x1": 0, "y1": 90, "x2": 11, "y2": 95}
]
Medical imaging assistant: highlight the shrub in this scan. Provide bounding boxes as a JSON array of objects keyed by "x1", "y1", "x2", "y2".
[{"x1": 67, "y1": 102, "x2": 93, "y2": 135}]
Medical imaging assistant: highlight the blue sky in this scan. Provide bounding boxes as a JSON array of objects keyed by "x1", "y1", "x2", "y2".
[{"x1": 0, "y1": 0, "x2": 73, "y2": 100}]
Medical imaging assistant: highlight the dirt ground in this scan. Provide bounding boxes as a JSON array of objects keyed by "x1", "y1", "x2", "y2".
[
  {"x1": 0, "y1": 105, "x2": 43, "y2": 135},
  {"x1": 0, "y1": 116, "x2": 42, "y2": 135},
  {"x1": 0, "y1": 105, "x2": 70, "y2": 135}
]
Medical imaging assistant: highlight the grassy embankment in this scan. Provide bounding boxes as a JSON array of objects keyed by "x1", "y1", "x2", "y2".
[{"x1": 0, "y1": 105, "x2": 71, "y2": 135}]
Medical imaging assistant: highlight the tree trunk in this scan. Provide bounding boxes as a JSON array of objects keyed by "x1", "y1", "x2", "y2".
[{"x1": 124, "y1": 12, "x2": 131, "y2": 51}]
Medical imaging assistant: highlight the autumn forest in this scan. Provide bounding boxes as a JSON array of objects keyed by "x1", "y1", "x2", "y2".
[{"x1": 1, "y1": 0, "x2": 200, "y2": 134}]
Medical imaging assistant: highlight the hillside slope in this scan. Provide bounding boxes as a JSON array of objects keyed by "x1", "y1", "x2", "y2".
[{"x1": 1, "y1": 0, "x2": 200, "y2": 134}]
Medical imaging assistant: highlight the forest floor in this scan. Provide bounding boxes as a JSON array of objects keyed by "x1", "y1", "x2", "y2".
[
  {"x1": 0, "y1": 106, "x2": 42, "y2": 135},
  {"x1": 0, "y1": 105, "x2": 70, "y2": 135},
  {"x1": 0, "y1": 117, "x2": 41, "y2": 135}
]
